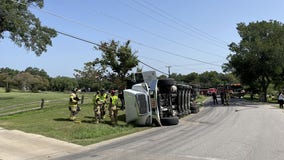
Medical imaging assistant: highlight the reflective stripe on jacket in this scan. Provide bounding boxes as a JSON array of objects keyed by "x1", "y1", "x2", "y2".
[
  {"x1": 69, "y1": 93, "x2": 79, "y2": 107},
  {"x1": 110, "y1": 95, "x2": 119, "y2": 106}
]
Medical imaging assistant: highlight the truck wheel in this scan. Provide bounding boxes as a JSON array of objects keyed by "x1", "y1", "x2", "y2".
[
  {"x1": 190, "y1": 106, "x2": 199, "y2": 113},
  {"x1": 160, "y1": 116, "x2": 179, "y2": 125},
  {"x1": 158, "y1": 78, "x2": 175, "y2": 87}
]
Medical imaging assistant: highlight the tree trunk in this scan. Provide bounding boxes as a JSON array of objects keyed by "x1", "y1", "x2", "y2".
[{"x1": 260, "y1": 75, "x2": 270, "y2": 102}]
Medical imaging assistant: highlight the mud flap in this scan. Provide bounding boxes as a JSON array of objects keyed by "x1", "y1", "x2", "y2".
[
  {"x1": 160, "y1": 116, "x2": 179, "y2": 126},
  {"x1": 152, "y1": 107, "x2": 162, "y2": 126}
]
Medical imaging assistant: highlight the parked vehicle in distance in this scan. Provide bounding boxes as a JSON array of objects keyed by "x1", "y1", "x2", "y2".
[
  {"x1": 230, "y1": 83, "x2": 245, "y2": 98},
  {"x1": 217, "y1": 84, "x2": 245, "y2": 98},
  {"x1": 207, "y1": 88, "x2": 217, "y2": 96}
]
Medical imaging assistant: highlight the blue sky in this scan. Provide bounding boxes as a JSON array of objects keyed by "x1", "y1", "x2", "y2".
[{"x1": 1, "y1": 0, "x2": 284, "y2": 77}]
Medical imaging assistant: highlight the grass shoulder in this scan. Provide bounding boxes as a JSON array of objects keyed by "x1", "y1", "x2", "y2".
[
  {"x1": 0, "y1": 90, "x2": 205, "y2": 146},
  {"x1": 0, "y1": 91, "x2": 150, "y2": 146}
]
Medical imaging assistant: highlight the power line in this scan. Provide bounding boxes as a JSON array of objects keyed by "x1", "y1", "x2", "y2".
[
  {"x1": 138, "y1": 60, "x2": 168, "y2": 75},
  {"x1": 56, "y1": 30, "x2": 168, "y2": 75},
  {"x1": 89, "y1": 8, "x2": 225, "y2": 58},
  {"x1": 140, "y1": 0, "x2": 229, "y2": 46},
  {"x1": 124, "y1": 0, "x2": 228, "y2": 50},
  {"x1": 13, "y1": 0, "x2": 222, "y2": 68},
  {"x1": 3, "y1": 1, "x2": 170, "y2": 74},
  {"x1": 133, "y1": 40, "x2": 221, "y2": 67},
  {"x1": 139, "y1": 55, "x2": 169, "y2": 65},
  {"x1": 29, "y1": 3, "x2": 222, "y2": 67},
  {"x1": 56, "y1": 31, "x2": 100, "y2": 46}
]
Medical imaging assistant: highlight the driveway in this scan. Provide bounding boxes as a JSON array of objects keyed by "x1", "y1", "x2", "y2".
[{"x1": 0, "y1": 127, "x2": 83, "y2": 160}]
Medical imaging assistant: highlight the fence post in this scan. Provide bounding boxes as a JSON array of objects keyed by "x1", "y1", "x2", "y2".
[
  {"x1": 81, "y1": 95, "x2": 84, "y2": 104},
  {"x1": 40, "y1": 98, "x2": 44, "y2": 109}
]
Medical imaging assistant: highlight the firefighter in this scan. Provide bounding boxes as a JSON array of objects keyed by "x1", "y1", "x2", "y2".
[
  {"x1": 224, "y1": 90, "x2": 230, "y2": 105},
  {"x1": 220, "y1": 88, "x2": 225, "y2": 105},
  {"x1": 109, "y1": 90, "x2": 119, "y2": 125},
  {"x1": 69, "y1": 88, "x2": 80, "y2": 121},
  {"x1": 94, "y1": 89, "x2": 108, "y2": 123}
]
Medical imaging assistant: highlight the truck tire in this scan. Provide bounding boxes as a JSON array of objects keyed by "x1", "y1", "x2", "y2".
[
  {"x1": 160, "y1": 116, "x2": 179, "y2": 125},
  {"x1": 190, "y1": 106, "x2": 199, "y2": 113},
  {"x1": 158, "y1": 78, "x2": 175, "y2": 87}
]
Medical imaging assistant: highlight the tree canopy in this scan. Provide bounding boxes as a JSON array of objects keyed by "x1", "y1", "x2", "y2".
[
  {"x1": 74, "y1": 40, "x2": 139, "y2": 91},
  {"x1": 97, "y1": 40, "x2": 139, "y2": 78},
  {"x1": 0, "y1": 0, "x2": 57, "y2": 55},
  {"x1": 223, "y1": 20, "x2": 284, "y2": 101},
  {"x1": 0, "y1": 67, "x2": 77, "y2": 92},
  {"x1": 168, "y1": 71, "x2": 238, "y2": 88}
]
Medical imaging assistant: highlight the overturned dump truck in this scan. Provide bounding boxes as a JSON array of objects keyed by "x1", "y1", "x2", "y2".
[{"x1": 124, "y1": 71, "x2": 199, "y2": 126}]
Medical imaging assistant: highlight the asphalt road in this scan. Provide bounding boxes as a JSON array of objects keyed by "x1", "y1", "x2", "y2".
[{"x1": 53, "y1": 99, "x2": 284, "y2": 160}]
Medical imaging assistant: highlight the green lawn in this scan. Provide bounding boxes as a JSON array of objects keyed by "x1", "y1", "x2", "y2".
[
  {"x1": 0, "y1": 88, "x2": 205, "y2": 146},
  {"x1": 0, "y1": 87, "x2": 72, "y2": 115},
  {"x1": 0, "y1": 89, "x2": 149, "y2": 146}
]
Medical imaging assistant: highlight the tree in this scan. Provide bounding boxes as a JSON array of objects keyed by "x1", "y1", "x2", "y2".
[
  {"x1": 199, "y1": 71, "x2": 221, "y2": 88},
  {"x1": 13, "y1": 72, "x2": 48, "y2": 92},
  {"x1": 50, "y1": 76, "x2": 78, "y2": 92},
  {"x1": 157, "y1": 71, "x2": 239, "y2": 89},
  {"x1": 219, "y1": 73, "x2": 239, "y2": 85},
  {"x1": 183, "y1": 72, "x2": 200, "y2": 85},
  {"x1": 74, "y1": 61, "x2": 107, "y2": 91},
  {"x1": 0, "y1": 67, "x2": 20, "y2": 91},
  {"x1": 223, "y1": 20, "x2": 284, "y2": 101},
  {"x1": 25, "y1": 67, "x2": 49, "y2": 78},
  {"x1": 95, "y1": 40, "x2": 139, "y2": 89},
  {"x1": 169, "y1": 73, "x2": 184, "y2": 82},
  {"x1": 0, "y1": 0, "x2": 57, "y2": 56}
]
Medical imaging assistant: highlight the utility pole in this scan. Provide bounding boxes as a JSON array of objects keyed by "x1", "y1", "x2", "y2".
[{"x1": 166, "y1": 66, "x2": 171, "y2": 78}]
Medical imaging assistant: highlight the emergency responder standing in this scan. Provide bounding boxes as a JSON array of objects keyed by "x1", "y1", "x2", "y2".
[
  {"x1": 93, "y1": 89, "x2": 108, "y2": 123},
  {"x1": 220, "y1": 88, "x2": 225, "y2": 105},
  {"x1": 109, "y1": 90, "x2": 119, "y2": 125},
  {"x1": 212, "y1": 92, "x2": 218, "y2": 105},
  {"x1": 69, "y1": 88, "x2": 80, "y2": 121},
  {"x1": 224, "y1": 90, "x2": 230, "y2": 105},
  {"x1": 118, "y1": 89, "x2": 125, "y2": 110},
  {"x1": 278, "y1": 90, "x2": 284, "y2": 109}
]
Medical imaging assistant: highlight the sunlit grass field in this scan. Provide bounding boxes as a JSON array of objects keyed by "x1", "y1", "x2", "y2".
[
  {"x1": 0, "y1": 88, "x2": 149, "y2": 146},
  {"x1": 0, "y1": 88, "x2": 206, "y2": 146}
]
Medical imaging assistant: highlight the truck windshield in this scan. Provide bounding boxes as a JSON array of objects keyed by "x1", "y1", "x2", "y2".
[{"x1": 137, "y1": 94, "x2": 148, "y2": 114}]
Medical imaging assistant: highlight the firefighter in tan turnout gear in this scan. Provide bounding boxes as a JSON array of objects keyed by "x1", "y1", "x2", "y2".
[
  {"x1": 69, "y1": 88, "x2": 80, "y2": 121},
  {"x1": 93, "y1": 89, "x2": 108, "y2": 123},
  {"x1": 109, "y1": 90, "x2": 119, "y2": 125}
]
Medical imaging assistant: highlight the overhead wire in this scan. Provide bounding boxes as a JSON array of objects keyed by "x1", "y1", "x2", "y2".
[
  {"x1": 139, "y1": 0, "x2": 229, "y2": 46},
  {"x1": 89, "y1": 8, "x2": 225, "y2": 58},
  {"x1": 27, "y1": 2, "x2": 222, "y2": 67},
  {"x1": 138, "y1": 60, "x2": 168, "y2": 75},
  {"x1": 56, "y1": 31, "x2": 100, "y2": 46},
  {"x1": 123, "y1": 0, "x2": 228, "y2": 50},
  {"x1": 12, "y1": 0, "x2": 223, "y2": 73},
  {"x1": 57, "y1": 30, "x2": 168, "y2": 75},
  {"x1": 5, "y1": 0, "x2": 169, "y2": 74}
]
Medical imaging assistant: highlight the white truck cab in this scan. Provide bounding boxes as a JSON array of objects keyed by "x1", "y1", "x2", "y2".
[{"x1": 124, "y1": 83, "x2": 152, "y2": 126}]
